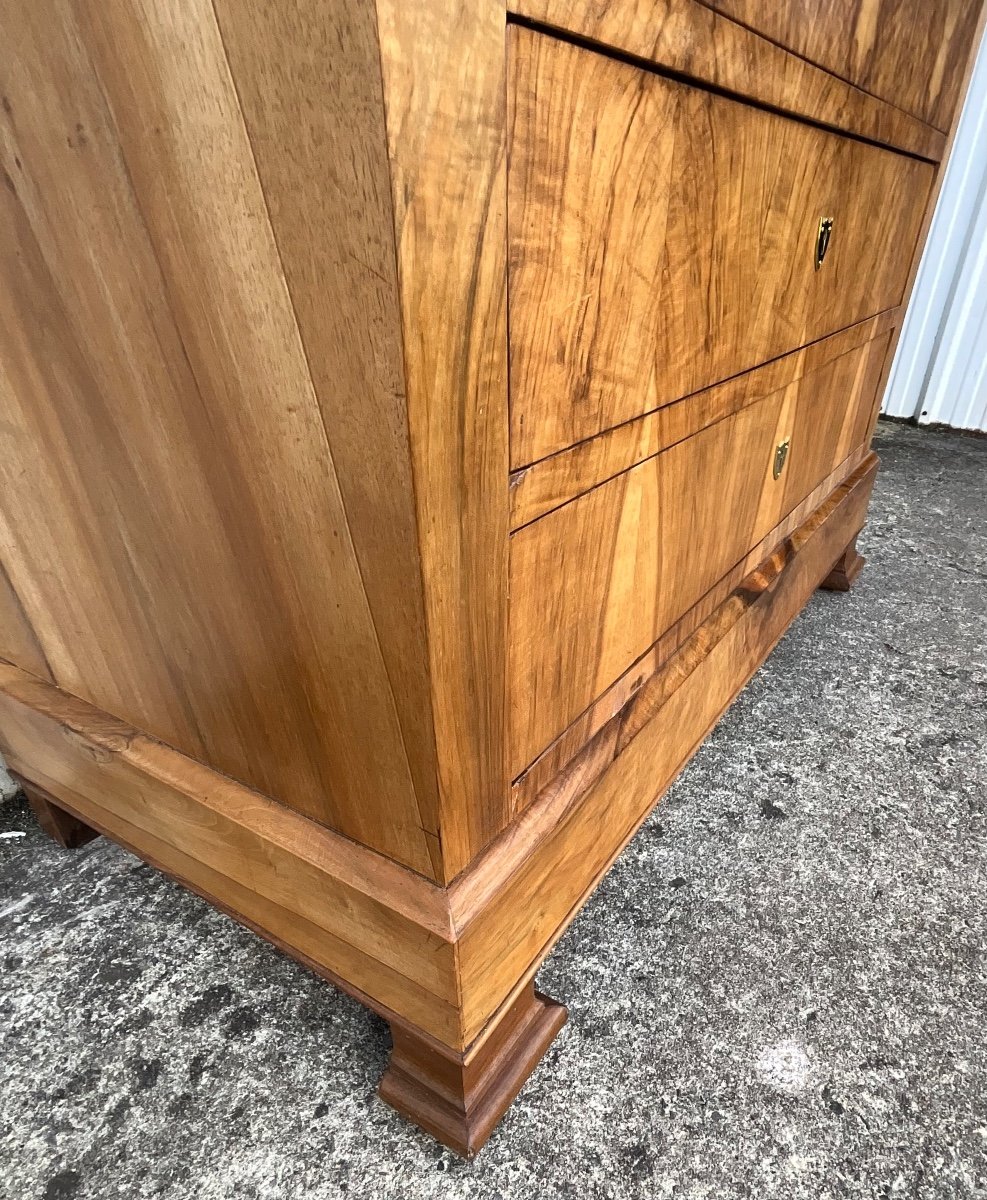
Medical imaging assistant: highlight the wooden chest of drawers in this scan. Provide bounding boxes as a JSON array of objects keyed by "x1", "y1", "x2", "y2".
[{"x1": 1, "y1": 0, "x2": 982, "y2": 1158}]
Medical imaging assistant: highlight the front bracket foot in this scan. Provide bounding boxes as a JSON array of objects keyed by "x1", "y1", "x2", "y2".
[
  {"x1": 819, "y1": 534, "x2": 865, "y2": 592},
  {"x1": 379, "y1": 982, "x2": 567, "y2": 1157}
]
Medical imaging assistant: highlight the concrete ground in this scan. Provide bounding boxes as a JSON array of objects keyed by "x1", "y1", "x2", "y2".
[{"x1": 1, "y1": 420, "x2": 985, "y2": 1200}]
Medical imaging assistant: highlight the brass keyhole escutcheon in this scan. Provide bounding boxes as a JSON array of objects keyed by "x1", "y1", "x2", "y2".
[
  {"x1": 815, "y1": 216, "x2": 834, "y2": 270},
  {"x1": 773, "y1": 438, "x2": 790, "y2": 480}
]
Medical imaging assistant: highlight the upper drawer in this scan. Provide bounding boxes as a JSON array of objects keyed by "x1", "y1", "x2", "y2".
[
  {"x1": 507, "y1": 27, "x2": 932, "y2": 469},
  {"x1": 704, "y1": 0, "x2": 981, "y2": 132}
]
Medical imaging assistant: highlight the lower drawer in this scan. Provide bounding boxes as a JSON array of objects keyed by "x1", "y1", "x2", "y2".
[{"x1": 508, "y1": 315, "x2": 894, "y2": 777}]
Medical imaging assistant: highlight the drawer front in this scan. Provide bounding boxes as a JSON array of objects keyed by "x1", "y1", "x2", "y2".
[
  {"x1": 508, "y1": 321, "x2": 892, "y2": 777},
  {"x1": 507, "y1": 28, "x2": 931, "y2": 469},
  {"x1": 704, "y1": 0, "x2": 980, "y2": 132}
]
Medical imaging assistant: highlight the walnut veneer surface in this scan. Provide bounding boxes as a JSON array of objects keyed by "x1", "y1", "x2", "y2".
[
  {"x1": 0, "y1": 0, "x2": 982, "y2": 1158},
  {"x1": 507, "y1": 29, "x2": 930, "y2": 468}
]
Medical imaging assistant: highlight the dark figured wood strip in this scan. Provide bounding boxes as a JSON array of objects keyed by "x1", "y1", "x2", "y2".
[{"x1": 373, "y1": 0, "x2": 513, "y2": 878}]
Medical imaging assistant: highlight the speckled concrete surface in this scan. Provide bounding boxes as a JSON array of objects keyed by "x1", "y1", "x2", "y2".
[{"x1": 2, "y1": 420, "x2": 986, "y2": 1200}]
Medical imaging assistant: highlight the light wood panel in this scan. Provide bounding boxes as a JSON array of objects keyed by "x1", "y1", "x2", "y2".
[
  {"x1": 210, "y1": 0, "x2": 443, "y2": 866},
  {"x1": 508, "y1": 27, "x2": 932, "y2": 467},
  {"x1": 457, "y1": 459, "x2": 877, "y2": 1042},
  {"x1": 701, "y1": 0, "x2": 982, "y2": 133},
  {"x1": 0, "y1": 559, "x2": 52, "y2": 682},
  {"x1": 510, "y1": 0, "x2": 945, "y2": 160},
  {"x1": 0, "y1": 0, "x2": 440, "y2": 876},
  {"x1": 374, "y1": 0, "x2": 512, "y2": 876},
  {"x1": 0, "y1": 661, "x2": 463, "y2": 1043},
  {"x1": 509, "y1": 323, "x2": 892, "y2": 775},
  {"x1": 510, "y1": 311, "x2": 898, "y2": 528}
]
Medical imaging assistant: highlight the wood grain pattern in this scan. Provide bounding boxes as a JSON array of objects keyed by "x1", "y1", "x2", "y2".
[
  {"x1": 0, "y1": 559, "x2": 52, "y2": 682},
  {"x1": 211, "y1": 0, "x2": 443, "y2": 872},
  {"x1": 780, "y1": 336, "x2": 891, "y2": 513},
  {"x1": 0, "y1": 0, "x2": 981, "y2": 1161},
  {"x1": 509, "y1": 323, "x2": 892, "y2": 776},
  {"x1": 0, "y1": 660, "x2": 464, "y2": 1043},
  {"x1": 454, "y1": 457, "x2": 878, "y2": 1043},
  {"x1": 508, "y1": 27, "x2": 932, "y2": 467},
  {"x1": 701, "y1": 0, "x2": 982, "y2": 132},
  {"x1": 510, "y1": 311, "x2": 898, "y2": 529},
  {"x1": 510, "y1": 0, "x2": 946, "y2": 160},
  {"x1": 374, "y1": 0, "x2": 512, "y2": 877},
  {"x1": 510, "y1": 442, "x2": 869, "y2": 812},
  {"x1": 0, "y1": 0, "x2": 441, "y2": 876}
]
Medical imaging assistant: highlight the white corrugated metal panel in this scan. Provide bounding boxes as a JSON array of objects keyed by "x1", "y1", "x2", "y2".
[
  {"x1": 918, "y1": 176, "x2": 987, "y2": 430},
  {"x1": 882, "y1": 24, "x2": 987, "y2": 430}
]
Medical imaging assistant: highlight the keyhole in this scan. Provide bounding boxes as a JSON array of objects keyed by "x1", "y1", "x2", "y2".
[{"x1": 815, "y1": 216, "x2": 834, "y2": 270}]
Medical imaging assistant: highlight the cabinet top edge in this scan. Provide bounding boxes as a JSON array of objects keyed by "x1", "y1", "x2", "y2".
[{"x1": 506, "y1": 1, "x2": 950, "y2": 163}]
